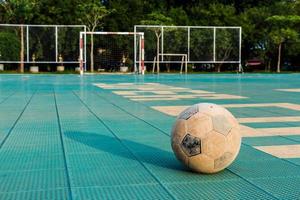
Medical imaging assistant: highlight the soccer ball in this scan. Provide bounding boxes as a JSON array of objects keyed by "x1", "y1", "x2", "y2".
[{"x1": 171, "y1": 103, "x2": 241, "y2": 174}]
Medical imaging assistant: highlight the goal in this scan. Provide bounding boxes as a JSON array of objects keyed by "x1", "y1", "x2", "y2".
[
  {"x1": 153, "y1": 53, "x2": 187, "y2": 73},
  {"x1": 134, "y1": 25, "x2": 242, "y2": 73},
  {"x1": 0, "y1": 24, "x2": 86, "y2": 64},
  {"x1": 79, "y1": 31, "x2": 145, "y2": 75}
]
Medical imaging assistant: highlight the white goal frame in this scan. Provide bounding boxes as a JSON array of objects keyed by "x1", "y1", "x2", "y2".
[
  {"x1": 79, "y1": 31, "x2": 145, "y2": 75},
  {"x1": 153, "y1": 53, "x2": 187, "y2": 73},
  {"x1": 0, "y1": 24, "x2": 86, "y2": 64},
  {"x1": 134, "y1": 25, "x2": 242, "y2": 72}
]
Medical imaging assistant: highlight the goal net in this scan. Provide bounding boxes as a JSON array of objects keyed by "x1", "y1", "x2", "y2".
[
  {"x1": 134, "y1": 25, "x2": 242, "y2": 72},
  {"x1": 0, "y1": 24, "x2": 85, "y2": 67},
  {"x1": 79, "y1": 32, "x2": 144, "y2": 75}
]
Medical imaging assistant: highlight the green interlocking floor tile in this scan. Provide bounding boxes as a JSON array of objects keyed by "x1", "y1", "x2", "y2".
[
  {"x1": 285, "y1": 158, "x2": 300, "y2": 166},
  {"x1": 2, "y1": 74, "x2": 300, "y2": 199},
  {"x1": 0, "y1": 169, "x2": 68, "y2": 193},
  {"x1": 69, "y1": 165, "x2": 157, "y2": 187},
  {"x1": 228, "y1": 158, "x2": 300, "y2": 179},
  {"x1": 166, "y1": 179, "x2": 277, "y2": 200},
  {"x1": 72, "y1": 184, "x2": 173, "y2": 200},
  {"x1": 67, "y1": 152, "x2": 139, "y2": 169},
  {"x1": 243, "y1": 136, "x2": 298, "y2": 146},
  {"x1": 0, "y1": 188, "x2": 71, "y2": 200},
  {"x1": 248, "y1": 177, "x2": 300, "y2": 200},
  {"x1": 0, "y1": 154, "x2": 64, "y2": 171}
]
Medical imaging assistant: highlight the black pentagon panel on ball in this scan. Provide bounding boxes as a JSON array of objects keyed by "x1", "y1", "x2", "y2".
[{"x1": 181, "y1": 134, "x2": 202, "y2": 157}]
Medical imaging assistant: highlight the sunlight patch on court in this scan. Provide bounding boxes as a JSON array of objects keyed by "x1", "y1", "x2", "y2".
[
  {"x1": 152, "y1": 103, "x2": 300, "y2": 116},
  {"x1": 94, "y1": 83, "x2": 247, "y2": 101},
  {"x1": 275, "y1": 88, "x2": 300, "y2": 92},
  {"x1": 241, "y1": 125, "x2": 300, "y2": 137},
  {"x1": 254, "y1": 145, "x2": 300, "y2": 158},
  {"x1": 238, "y1": 116, "x2": 300, "y2": 123}
]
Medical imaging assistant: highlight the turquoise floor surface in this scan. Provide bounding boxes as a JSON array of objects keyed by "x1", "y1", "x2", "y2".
[{"x1": 1, "y1": 74, "x2": 300, "y2": 199}]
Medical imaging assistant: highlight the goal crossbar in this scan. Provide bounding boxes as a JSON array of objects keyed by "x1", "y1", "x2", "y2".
[{"x1": 79, "y1": 31, "x2": 145, "y2": 75}]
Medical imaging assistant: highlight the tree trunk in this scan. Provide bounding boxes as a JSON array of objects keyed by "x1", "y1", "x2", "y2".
[
  {"x1": 277, "y1": 43, "x2": 282, "y2": 73},
  {"x1": 267, "y1": 60, "x2": 271, "y2": 72},
  {"x1": 216, "y1": 63, "x2": 222, "y2": 72},
  {"x1": 166, "y1": 63, "x2": 170, "y2": 72},
  {"x1": 90, "y1": 34, "x2": 94, "y2": 72},
  {"x1": 19, "y1": 26, "x2": 24, "y2": 73}
]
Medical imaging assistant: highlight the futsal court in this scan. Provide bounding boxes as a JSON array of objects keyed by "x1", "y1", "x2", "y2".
[{"x1": 1, "y1": 73, "x2": 300, "y2": 199}]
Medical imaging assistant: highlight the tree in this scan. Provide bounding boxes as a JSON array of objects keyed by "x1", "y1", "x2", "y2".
[
  {"x1": 77, "y1": 1, "x2": 109, "y2": 72},
  {"x1": 267, "y1": 15, "x2": 300, "y2": 72},
  {"x1": 0, "y1": 31, "x2": 20, "y2": 62},
  {"x1": 1, "y1": 0, "x2": 37, "y2": 72},
  {"x1": 141, "y1": 12, "x2": 173, "y2": 73}
]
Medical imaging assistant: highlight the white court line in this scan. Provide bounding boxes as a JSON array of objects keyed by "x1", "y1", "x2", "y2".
[
  {"x1": 241, "y1": 125, "x2": 300, "y2": 137},
  {"x1": 254, "y1": 145, "x2": 300, "y2": 158},
  {"x1": 152, "y1": 103, "x2": 300, "y2": 116},
  {"x1": 275, "y1": 88, "x2": 300, "y2": 92},
  {"x1": 238, "y1": 116, "x2": 300, "y2": 123}
]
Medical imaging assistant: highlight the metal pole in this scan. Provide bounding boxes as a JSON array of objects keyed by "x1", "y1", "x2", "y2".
[
  {"x1": 55, "y1": 26, "x2": 58, "y2": 62},
  {"x1": 185, "y1": 55, "x2": 187, "y2": 73},
  {"x1": 26, "y1": 25, "x2": 29, "y2": 62},
  {"x1": 84, "y1": 26, "x2": 87, "y2": 71},
  {"x1": 79, "y1": 32, "x2": 84, "y2": 76},
  {"x1": 141, "y1": 34, "x2": 145, "y2": 75},
  {"x1": 213, "y1": 27, "x2": 216, "y2": 62},
  {"x1": 134, "y1": 26, "x2": 137, "y2": 74},
  {"x1": 187, "y1": 27, "x2": 190, "y2": 62},
  {"x1": 161, "y1": 26, "x2": 164, "y2": 62},
  {"x1": 239, "y1": 27, "x2": 242, "y2": 72}
]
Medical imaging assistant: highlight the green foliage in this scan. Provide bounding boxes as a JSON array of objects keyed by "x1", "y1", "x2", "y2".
[
  {"x1": 0, "y1": 31, "x2": 20, "y2": 60},
  {"x1": 141, "y1": 12, "x2": 173, "y2": 26},
  {"x1": 1, "y1": 0, "x2": 37, "y2": 23},
  {"x1": 77, "y1": 1, "x2": 109, "y2": 31},
  {"x1": 269, "y1": 28, "x2": 299, "y2": 45},
  {"x1": 0, "y1": 0, "x2": 299, "y2": 71}
]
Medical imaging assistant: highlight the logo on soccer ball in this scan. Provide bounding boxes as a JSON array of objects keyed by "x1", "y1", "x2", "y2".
[
  {"x1": 181, "y1": 134, "x2": 201, "y2": 157},
  {"x1": 179, "y1": 106, "x2": 199, "y2": 120}
]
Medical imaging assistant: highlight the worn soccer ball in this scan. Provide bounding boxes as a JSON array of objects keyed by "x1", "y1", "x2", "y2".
[{"x1": 171, "y1": 103, "x2": 241, "y2": 174}]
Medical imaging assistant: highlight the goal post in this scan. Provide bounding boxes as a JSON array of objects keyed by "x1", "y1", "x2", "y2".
[
  {"x1": 79, "y1": 31, "x2": 145, "y2": 75},
  {"x1": 134, "y1": 25, "x2": 242, "y2": 73}
]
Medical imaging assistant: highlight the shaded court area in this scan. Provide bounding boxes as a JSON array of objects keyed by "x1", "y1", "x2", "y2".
[{"x1": 1, "y1": 74, "x2": 300, "y2": 199}]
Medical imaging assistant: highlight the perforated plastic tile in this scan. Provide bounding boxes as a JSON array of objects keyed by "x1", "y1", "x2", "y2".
[
  {"x1": 248, "y1": 177, "x2": 300, "y2": 199},
  {"x1": 67, "y1": 152, "x2": 139, "y2": 169},
  {"x1": 166, "y1": 179, "x2": 277, "y2": 200},
  {"x1": 69, "y1": 165, "x2": 157, "y2": 187},
  {"x1": 72, "y1": 184, "x2": 173, "y2": 200},
  {"x1": 228, "y1": 158, "x2": 300, "y2": 179},
  {"x1": 236, "y1": 144, "x2": 276, "y2": 161},
  {"x1": 2, "y1": 74, "x2": 300, "y2": 199},
  {"x1": 0, "y1": 188, "x2": 70, "y2": 200},
  {"x1": 243, "y1": 136, "x2": 298, "y2": 146},
  {"x1": 286, "y1": 158, "x2": 300, "y2": 166},
  {"x1": 0, "y1": 169, "x2": 68, "y2": 193},
  {"x1": 0, "y1": 154, "x2": 64, "y2": 171}
]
